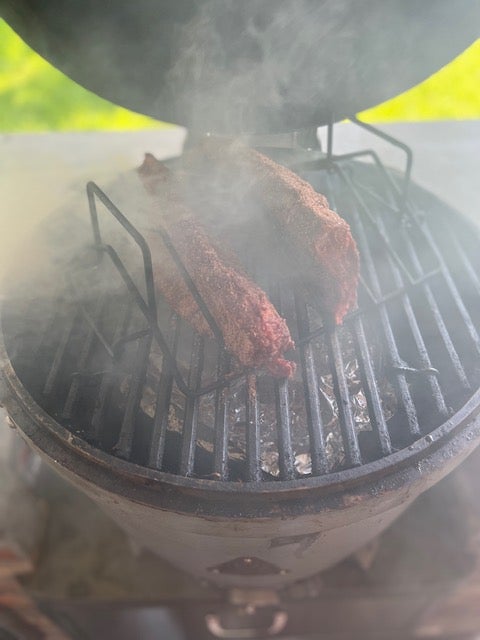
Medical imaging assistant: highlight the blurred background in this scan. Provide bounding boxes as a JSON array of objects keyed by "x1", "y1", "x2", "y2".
[{"x1": 1, "y1": 19, "x2": 479, "y2": 131}]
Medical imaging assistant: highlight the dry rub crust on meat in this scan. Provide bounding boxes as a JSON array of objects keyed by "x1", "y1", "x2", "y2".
[
  {"x1": 184, "y1": 139, "x2": 359, "y2": 325},
  {"x1": 137, "y1": 154, "x2": 295, "y2": 378}
]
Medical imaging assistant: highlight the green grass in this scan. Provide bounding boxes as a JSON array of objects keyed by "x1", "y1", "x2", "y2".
[
  {"x1": 363, "y1": 38, "x2": 480, "y2": 122},
  {"x1": 0, "y1": 19, "x2": 479, "y2": 132},
  {"x1": 0, "y1": 20, "x2": 164, "y2": 131}
]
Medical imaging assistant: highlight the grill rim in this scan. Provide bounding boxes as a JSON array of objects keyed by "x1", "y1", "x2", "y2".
[
  {"x1": 3, "y1": 352, "x2": 480, "y2": 522},
  {"x1": 2, "y1": 342, "x2": 480, "y2": 503},
  {"x1": 3, "y1": 155, "x2": 480, "y2": 512}
]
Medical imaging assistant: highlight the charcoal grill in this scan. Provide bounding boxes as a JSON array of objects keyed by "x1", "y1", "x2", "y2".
[{"x1": 2, "y1": 122, "x2": 480, "y2": 590}]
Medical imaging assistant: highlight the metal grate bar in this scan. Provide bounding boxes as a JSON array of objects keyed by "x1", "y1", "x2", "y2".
[
  {"x1": 294, "y1": 293, "x2": 328, "y2": 475},
  {"x1": 115, "y1": 333, "x2": 152, "y2": 459},
  {"x1": 91, "y1": 303, "x2": 133, "y2": 440},
  {"x1": 43, "y1": 311, "x2": 77, "y2": 397},
  {"x1": 333, "y1": 167, "x2": 417, "y2": 286},
  {"x1": 34, "y1": 306, "x2": 65, "y2": 379},
  {"x1": 148, "y1": 314, "x2": 180, "y2": 470},
  {"x1": 327, "y1": 326, "x2": 362, "y2": 467},
  {"x1": 75, "y1": 299, "x2": 115, "y2": 358},
  {"x1": 358, "y1": 268, "x2": 442, "y2": 305},
  {"x1": 213, "y1": 352, "x2": 231, "y2": 480},
  {"x1": 100, "y1": 243, "x2": 190, "y2": 396},
  {"x1": 62, "y1": 301, "x2": 104, "y2": 420},
  {"x1": 88, "y1": 182, "x2": 194, "y2": 395},
  {"x1": 88, "y1": 182, "x2": 156, "y2": 311},
  {"x1": 402, "y1": 232, "x2": 470, "y2": 390},
  {"x1": 330, "y1": 168, "x2": 421, "y2": 439},
  {"x1": 275, "y1": 378, "x2": 295, "y2": 480},
  {"x1": 349, "y1": 116, "x2": 413, "y2": 211},
  {"x1": 297, "y1": 266, "x2": 441, "y2": 347},
  {"x1": 179, "y1": 335, "x2": 204, "y2": 476},
  {"x1": 372, "y1": 208, "x2": 448, "y2": 418},
  {"x1": 413, "y1": 213, "x2": 480, "y2": 357},
  {"x1": 352, "y1": 154, "x2": 480, "y2": 359},
  {"x1": 114, "y1": 329, "x2": 150, "y2": 350},
  {"x1": 352, "y1": 316, "x2": 392, "y2": 456},
  {"x1": 245, "y1": 374, "x2": 261, "y2": 482},
  {"x1": 88, "y1": 181, "x2": 226, "y2": 394},
  {"x1": 271, "y1": 285, "x2": 295, "y2": 480},
  {"x1": 364, "y1": 166, "x2": 474, "y2": 391},
  {"x1": 351, "y1": 166, "x2": 470, "y2": 391},
  {"x1": 451, "y1": 233, "x2": 480, "y2": 299}
]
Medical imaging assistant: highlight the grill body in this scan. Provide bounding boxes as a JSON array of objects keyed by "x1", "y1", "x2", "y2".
[
  {"x1": 3, "y1": 373, "x2": 480, "y2": 588},
  {"x1": 2, "y1": 145, "x2": 480, "y2": 588}
]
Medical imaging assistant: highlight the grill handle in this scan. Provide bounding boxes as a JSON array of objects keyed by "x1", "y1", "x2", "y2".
[{"x1": 205, "y1": 609, "x2": 288, "y2": 638}]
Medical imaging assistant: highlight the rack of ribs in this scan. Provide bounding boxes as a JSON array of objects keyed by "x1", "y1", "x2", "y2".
[
  {"x1": 137, "y1": 154, "x2": 295, "y2": 378},
  {"x1": 182, "y1": 138, "x2": 359, "y2": 325}
]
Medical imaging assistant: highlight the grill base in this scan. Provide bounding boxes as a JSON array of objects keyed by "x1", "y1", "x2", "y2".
[{"x1": 6, "y1": 429, "x2": 480, "y2": 640}]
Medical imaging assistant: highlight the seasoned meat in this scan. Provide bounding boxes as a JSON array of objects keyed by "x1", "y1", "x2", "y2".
[
  {"x1": 182, "y1": 138, "x2": 359, "y2": 324},
  {"x1": 137, "y1": 154, "x2": 295, "y2": 377}
]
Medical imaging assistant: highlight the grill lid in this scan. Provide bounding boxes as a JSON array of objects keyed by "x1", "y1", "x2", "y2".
[{"x1": 1, "y1": 0, "x2": 479, "y2": 133}]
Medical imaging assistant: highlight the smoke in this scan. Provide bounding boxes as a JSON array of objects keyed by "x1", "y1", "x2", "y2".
[
  {"x1": 0, "y1": 130, "x2": 187, "y2": 302},
  {"x1": 158, "y1": 0, "x2": 357, "y2": 133},
  {"x1": 0, "y1": 160, "x2": 165, "y2": 376}
]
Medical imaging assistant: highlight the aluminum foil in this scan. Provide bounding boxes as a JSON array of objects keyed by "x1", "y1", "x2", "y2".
[{"x1": 128, "y1": 323, "x2": 397, "y2": 479}]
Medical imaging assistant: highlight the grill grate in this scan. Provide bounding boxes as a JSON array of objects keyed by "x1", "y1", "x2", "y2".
[{"x1": 4, "y1": 122, "x2": 480, "y2": 483}]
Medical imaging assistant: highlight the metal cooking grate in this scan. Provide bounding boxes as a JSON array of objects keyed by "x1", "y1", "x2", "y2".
[{"x1": 4, "y1": 122, "x2": 480, "y2": 484}]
